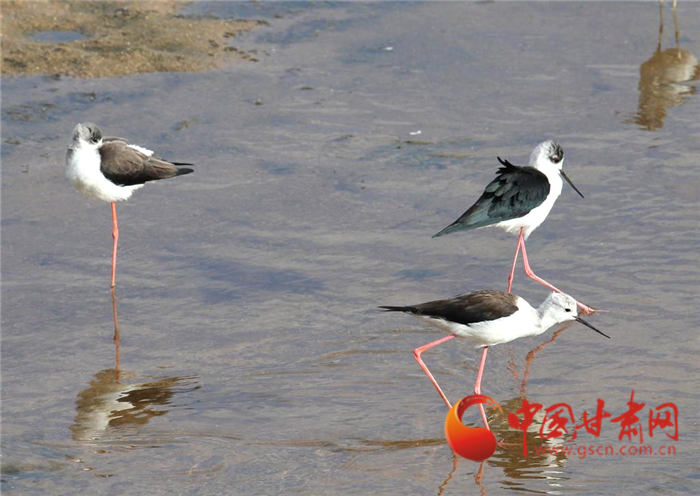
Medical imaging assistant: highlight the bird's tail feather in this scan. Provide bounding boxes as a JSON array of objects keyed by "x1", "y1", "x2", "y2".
[
  {"x1": 175, "y1": 167, "x2": 194, "y2": 176},
  {"x1": 432, "y1": 222, "x2": 464, "y2": 238},
  {"x1": 433, "y1": 221, "x2": 488, "y2": 238},
  {"x1": 432, "y1": 214, "x2": 496, "y2": 238},
  {"x1": 378, "y1": 305, "x2": 417, "y2": 313}
]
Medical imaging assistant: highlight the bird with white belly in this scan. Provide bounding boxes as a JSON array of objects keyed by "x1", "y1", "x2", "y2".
[{"x1": 66, "y1": 122, "x2": 193, "y2": 287}]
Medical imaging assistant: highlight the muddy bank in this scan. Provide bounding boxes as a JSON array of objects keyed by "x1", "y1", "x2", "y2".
[{"x1": 1, "y1": 1, "x2": 265, "y2": 78}]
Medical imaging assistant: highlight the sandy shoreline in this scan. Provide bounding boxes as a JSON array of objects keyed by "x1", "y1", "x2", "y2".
[{"x1": 1, "y1": 1, "x2": 265, "y2": 78}]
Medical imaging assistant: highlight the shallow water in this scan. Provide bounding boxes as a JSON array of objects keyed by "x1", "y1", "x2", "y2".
[
  {"x1": 2, "y1": 2, "x2": 699, "y2": 494},
  {"x1": 29, "y1": 31, "x2": 86, "y2": 43}
]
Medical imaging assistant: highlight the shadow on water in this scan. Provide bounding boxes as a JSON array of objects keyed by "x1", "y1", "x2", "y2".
[{"x1": 628, "y1": 1, "x2": 699, "y2": 130}]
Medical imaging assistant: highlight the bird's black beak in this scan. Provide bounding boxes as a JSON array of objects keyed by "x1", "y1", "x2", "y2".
[
  {"x1": 574, "y1": 316, "x2": 610, "y2": 339},
  {"x1": 560, "y1": 170, "x2": 585, "y2": 198}
]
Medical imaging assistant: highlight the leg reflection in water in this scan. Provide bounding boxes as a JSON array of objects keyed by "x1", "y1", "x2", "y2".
[{"x1": 111, "y1": 286, "x2": 121, "y2": 381}]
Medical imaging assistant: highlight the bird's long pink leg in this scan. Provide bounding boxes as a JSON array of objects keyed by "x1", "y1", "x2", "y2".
[
  {"x1": 473, "y1": 346, "x2": 490, "y2": 430},
  {"x1": 413, "y1": 335, "x2": 456, "y2": 408},
  {"x1": 520, "y1": 238, "x2": 596, "y2": 315},
  {"x1": 111, "y1": 202, "x2": 119, "y2": 288},
  {"x1": 506, "y1": 229, "x2": 524, "y2": 294}
]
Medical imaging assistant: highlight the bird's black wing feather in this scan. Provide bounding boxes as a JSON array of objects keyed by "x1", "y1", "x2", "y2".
[
  {"x1": 380, "y1": 290, "x2": 519, "y2": 326},
  {"x1": 433, "y1": 159, "x2": 550, "y2": 237},
  {"x1": 99, "y1": 141, "x2": 193, "y2": 186}
]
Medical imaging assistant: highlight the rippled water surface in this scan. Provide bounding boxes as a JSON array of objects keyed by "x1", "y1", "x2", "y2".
[{"x1": 3, "y1": 2, "x2": 699, "y2": 494}]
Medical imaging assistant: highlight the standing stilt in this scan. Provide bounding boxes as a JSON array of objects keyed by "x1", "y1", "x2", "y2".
[
  {"x1": 432, "y1": 140, "x2": 596, "y2": 312},
  {"x1": 382, "y1": 290, "x2": 607, "y2": 431}
]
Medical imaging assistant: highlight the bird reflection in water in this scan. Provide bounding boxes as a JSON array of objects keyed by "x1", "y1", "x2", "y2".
[
  {"x1": 439, "y1": 323, "x2": 573, "y2": 494},
  {"x1": 629, "y1": 0, "x2": 699, "y2": 130},
  {"x1": 487, "y1": 396, "x2": 571, "y2": 485},
  {"x1": 71, "y1": 370, "x2": 199, "y2": 443},
  {"x1": 437, "y1": 397, "x2": 570, "y2": 494},
  {"x1": 512, "y1": 323, "x2": 572, "y2": 397},
  {"x1": 111, "y1": 287, "x2": 121, "y2": 378},
  {"x1": 73, "y1": 264, "x2": 200, "y2": 444},
  {"x1": 438, "y1": 454, "x2": 486, "y2": 496}
]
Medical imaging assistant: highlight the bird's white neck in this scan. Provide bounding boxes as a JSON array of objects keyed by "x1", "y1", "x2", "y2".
[
  {"x1": 535, "y1": 300, "x2": 561, "y2": 333},
  {"x1": 540, "y1": 164, "x2": 563, "y2": 195},
  {"x1": 69, "y1": 139, "x2": 101, "y2": 152},
  {"x1": 516, "y1": 162, "x2": 563, "y2": 240},
  {"x1": 66, "y1": 139, "x2": 140, "y2": 202}
]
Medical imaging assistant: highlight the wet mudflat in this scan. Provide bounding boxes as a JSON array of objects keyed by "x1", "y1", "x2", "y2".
[{"x1": 2, "y1": 2, "x2": 699, "y2": 494}]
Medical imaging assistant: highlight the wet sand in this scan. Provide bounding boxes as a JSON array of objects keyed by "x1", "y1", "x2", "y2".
[
  {"x1": 2, "y1": 2, "x2": 699, "y2": 494},
  {"x1": 1, "y1": 1, "x2": 263, "y2": 77}
]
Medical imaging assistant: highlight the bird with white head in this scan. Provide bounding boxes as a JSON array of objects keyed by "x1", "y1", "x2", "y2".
[
  {"x1": 380, "y1": 289, "x2": 608, "y2": 429},
  {"x1": 66, "y1": 122, "x2": 193, "y2": 287},
  {"x1": 434, "y1": 140, "x2": 593, "y2": 315}
]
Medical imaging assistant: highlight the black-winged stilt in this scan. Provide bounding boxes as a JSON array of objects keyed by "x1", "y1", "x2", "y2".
[
  {"x1": 433, "y1": 141, "x2": 594, "y2": 314},
  {"x1": 66, "y1": 123, "x2": 193, "y2": 287},
  {"x1": 380, "y1": 290, "x2": 608, "y2": 429}
]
